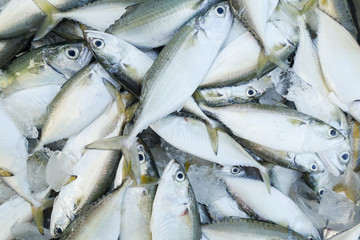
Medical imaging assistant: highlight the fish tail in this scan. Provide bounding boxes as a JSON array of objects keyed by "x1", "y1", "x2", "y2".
[
  {"x1": 31, "y1": 197, "x2": 54, "y2": 235},
  {"x1": 32, "y1": 0, "x2": 62, "y2": 40},
  {"x1": 205, "y1": 122, "x2": 219, "y2": 155},
  {"x1": 86, "y1": 135, "x2": 141, "y2": 185}
]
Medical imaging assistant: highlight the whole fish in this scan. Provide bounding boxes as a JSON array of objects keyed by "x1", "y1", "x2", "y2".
[
  {"x1": 0, "y1": 42, "x2": 92, "y2": 95},
  {"x1": 151, "y1": 159, "x2": 201, "y2": 240},
  {"x1": 217, "y1": 166, "x2": 320, "y2": 240},
  {"x1": 200, "y1": 103, "x2": 345, "y2": 153},
  {"x1": 106, "y1": 0, "x2": 221, "y2": 49},
  {"x1": 35, "y1": 63, "x2": 113, "y2": 151},
  {"x1": 49, "y1": 121, "x2": 122, "y2": 238},
  {"x1": 59, "y1": 179, "x2": 132, "y2": 240},
  {"x1": 316, "y1": 8, "x2": 360, "y2": 123},
  {"x1": 87, "y1": 2, "x2": 233, "y2": 183},
  {"x1": 202, "y1": 218, "x2": 307, "y2": 240}
]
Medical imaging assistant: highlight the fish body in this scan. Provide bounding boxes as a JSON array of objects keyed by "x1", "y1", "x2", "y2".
[
  {"x1": 200, "y1": 103, "x2": 345, "y2": 153},
  {"x1": 36, "y1": 63, "x2": 113, "y2": 150},
  {"x1": 107, "y1": 0, "x2": 221, "y2": 49}
]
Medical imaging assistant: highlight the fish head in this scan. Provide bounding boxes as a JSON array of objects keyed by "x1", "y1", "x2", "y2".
[
  {"x1": 49, "y1": 196, "x2": 74, "y2": 238},
  {"x1": 160, "y1": 159, "x2": 192, "y2": 204},
  {"x1": 85, "y1": 30, "x2": 127, "y2": 69},
  {"x1": 294, "y1": 153, "x2": 326, "y2": 173},
  {"x1": 317, "y1": 141, "x2": 351, "y2": 176},
  {"x1": 304, "y1": 120, "x2": 346, "y2": 152},
  {"x1": 137, "y1": 139, "x2": 160, "y2": 184},
  {"x1": 44, "y1": 42, "x2": 92, "y2": 79},
  {"x1": 214, "y1": 164, "x2": 246, "y2": 179},
  {"x1": 195, "y1": 1, "x2": 233, "y2": 41}
]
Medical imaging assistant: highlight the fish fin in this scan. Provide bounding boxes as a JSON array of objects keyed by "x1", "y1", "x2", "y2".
[
  {"x1": 63, "y1": 175, "x2": 77, "y2": 186},
  {"x1": 121, "y1": 2, "x2": 143, "y2": 19},
  {"x1": 31, "y1": 196, "x2": 55, "y2": 235},
  {"x1": 205, "y1": 122, "x2": 219, "y2": 155},
  {"x1": 279, "y1": 0, "x2": 316, "y2": 17},
  {"x1": 86, "y1": 136, "x2": 141, "y2": 185},
  {"x1": 125, "y1": 102, "x2": 139, "y2": 123},
  {"x1": 257, "y1": 49, "x2": 287, "y2": 79},
  {"x1": 31, "y1": 206, "x2": 44, "y2": 235},
  {"x1": 333, "y1": 183, "x2": 356, "y2": 202},
  {"x1": 140, "y1": 176, "x2": 159, "y2": 186},
  {"x1": 259, "y1": 168, "x2": 271, "y2": 194},
  {"x1": 299, "y1": 0, "x2": 317, "y2": 15},
  {"x1": 32, "y1": 0, "x2": 62, "y2": 40},
  {"x1": 184, "y1": 161, "x2": 191, "y2": 173},
  {"x1": 0, "y1": 168, "x2": 13, "y2": 177},
  {"x1": 102, "y1": 78, "x2": 118, "y2": 100}
]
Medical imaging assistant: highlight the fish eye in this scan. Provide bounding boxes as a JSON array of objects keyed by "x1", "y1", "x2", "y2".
[
  {"x1": 246, "y1": 88, "x2": 256, "y2": 98},
  {"x1": 318, "y1": 189, "x2": 325, "y2": 196},
  {"x1": 175, "y1": 170, "x2": 185, "y2": 182},
  {"x1": 55, "y1": 226, "x2": 63, "y2": 235},
  {"x1": 308, "y1": 237, "x2": 314, "y2": 240},
  {"x1": 328, "y1": 128, "x2": 338, "y2": 137},
  {"x1": 231, "y1": 166, "x2": 243, "y2": 175},
  {"x1": 66, "y1": 47, "x2": 80, "y2": 60},
  {"x1": 310, "y1": 163, "x2": 318, "y2": 172},
  {"x1": 215, "y1": 6, "x2": 225, "y2": 17},
  {"x1": 92, "y1": 38, "x2": 105, "y2": 49},
  {"x1": 340, "y1": 151, "x2": 350, "y2": 162},
  {"x1": 139, "y1": 151, "x2": 145, "y2": 163}
]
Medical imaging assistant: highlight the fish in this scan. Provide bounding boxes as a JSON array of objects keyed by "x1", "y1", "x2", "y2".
[
  {"x1": 106, "y1": 0, "x2": 221, "y2": 49},
  {"x1": 49, "y1": 119, "x2": 123, "y2": 238},
  {"x1": 201, "y1": 218, "x2": 307, "y2": 240},
  {"x1": 86, "y1": 2, "x2": 233, "y2": 183},
  {"x1": 0, "y1": 42, "x2": 92, "y2": 95},
  {"x1": 34, "y1": 63, "x2": 114, "y2": 152},
  {"x1": 59, "y1": 179, "x2": 132, "y2": 240},
  {"x1": 217, "y1": 166, "x2": 320, "y2": 240},
  {"x1": 151, "y1": 159, "x2": 201, "y2": 240},
  {"x1": 200, "y1": 103, "x2": 346, "y2": 153}
]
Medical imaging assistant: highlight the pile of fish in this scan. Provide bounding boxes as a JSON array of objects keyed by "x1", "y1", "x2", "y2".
[{"x1": 0, "y1": 0, "x2": 360, "y2": 239}]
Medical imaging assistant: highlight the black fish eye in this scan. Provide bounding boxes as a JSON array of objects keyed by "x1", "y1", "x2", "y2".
[
  {"x1": 318, "y1": 189, "x2": 325, "y2": 195},
  {"x1": 246, "y1": 88, "x2": 256, "y2": 97},
  {"x1": 55, "y1": 227, "x2": 63, "y2": 234},
  {"x1": 340, "y1": 152, "x2": 350, "y2": 162},
  {"x1": 310, "y1": 164, "x2": 317, "y2": 171},
  {"x1": 139, "y1": 152, "x2": 145, "y2": 162},
  {"x1": 92, "y1": 39, "x2": 105, "y2": 49},
  {"x1": 175, "y1": 170, "x2": 185, "y2": 182},
  {"x1": 328, "y1": 128, "x2": 338, "y2": 137},
  {"x1": 231, "y1": 166, "x2": 243, "y2": 175},
  {"x1": 66, "y1": 47, "x2": 79, "y2": 59},
  {"x1": 216, "y1": 6, "x2": 225, "y2": 16}
]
